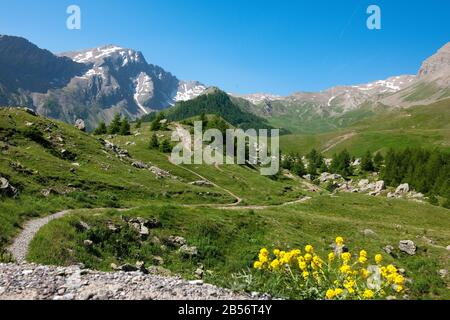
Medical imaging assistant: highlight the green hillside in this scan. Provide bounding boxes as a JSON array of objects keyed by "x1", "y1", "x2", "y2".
[
  {"x1": 142, "y1": 89, "x2": 272, "y2": 130},
  {"x1": 280, "y1": 98, "x2": 450, "y2": 156}
]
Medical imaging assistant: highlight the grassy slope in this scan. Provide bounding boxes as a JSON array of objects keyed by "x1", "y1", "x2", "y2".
[
  {"x1": 280, "y1": 99, "x2": 450, "y2": 156},
  {"x1": 29, "y1": 193, "x2": 450, "y2": 299},
  {"x1": 0, "y1": 108, "x2": 234, "y2": 252}
]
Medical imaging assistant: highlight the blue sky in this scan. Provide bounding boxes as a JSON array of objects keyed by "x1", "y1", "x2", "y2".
[{"x1": 0, "y1": 0, "x2": 449, "y2": 95}]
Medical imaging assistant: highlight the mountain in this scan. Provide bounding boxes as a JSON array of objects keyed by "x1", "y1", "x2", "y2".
[
  {"x1": 155, "y1": 88, "x2": 273, "y2": 130},
  {"x1": 234, "y1": 42, "x2": 450, "y2": 134},
  {"x1": 0, "y1": 36, "x2": 207, "y2": 130}
]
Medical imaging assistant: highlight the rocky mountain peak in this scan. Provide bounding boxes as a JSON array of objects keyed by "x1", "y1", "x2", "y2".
[{"x1": 418, "y1": 42, "x2": 450, "y2": 82}]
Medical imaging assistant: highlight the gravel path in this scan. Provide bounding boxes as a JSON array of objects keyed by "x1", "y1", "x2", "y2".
[
  {"x1": 7, "y1": 210, "x2": 72, "y2": 263},
  {"x1": 0, "y1": 263, "x2": 255, "y2": 300}
]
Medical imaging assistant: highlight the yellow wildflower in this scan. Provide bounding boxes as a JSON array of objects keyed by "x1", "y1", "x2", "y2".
[
  {"x1": 334, "y1": 288, "x2": 343, "y2": 296},
  {"x1": 273, "y1": 249, "x2": 280, "y2": 256},
  {"x1": 304, "y1": 253, "x2": 313, "y2": 263},
  {"x1": 299, "y1": 261, "x2": 307, "y2": 270},
  {"x1": 341, "y1": 252, "x2": 351, "y2": 263},
  {"x1": 335, "y1": 237, "x2": 344, "y2": 246},
  {"x1": 375, "y1": 254, "x2": 383, "y2": 264},
  {"x1": 328, "y1": 252, "x2": 335, "y2": 262},
  {"x1": 359, "y1": 250, "x2": 368, "y2": 258},
  {"x1": 326, "y1": 289, "x2": 335, "y2": 299},
  {"x1": 302, "y1": 271, "x2": 309, "y2": 279},
  {"x1": 363, "y1": 289, "x2": 374, "y2": 299},
  {"x1": 305, "y1": 245, "x2": 314, "y2": 254},
  {"x1": 360, "y1": 268, "x2": 369, "y2": 278},
  {"x1": 340, "y1": 264, "x2": 351, "y2": 274},
  {"x1": 358, "y1": 256, "x2": 368, "y2": 264},
  {"x1": 387, "y1": 264, "x2": 397, "y2": 274},
  {"x1": 394, "y1": 275, "x2": 405, "y2": 285},
  {"x1": 395, "y1": 285, "x2": 404, "y2": 293},
  {"x1": 270, "y1": 259, "x2": 280, "y2": 270}
]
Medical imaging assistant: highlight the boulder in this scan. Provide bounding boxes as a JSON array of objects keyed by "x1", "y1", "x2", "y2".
[
  {"x1": 189, "y1": 180, "x2": 213, "y2": 187},
  {"x1": 302, "y1": 174, "x2": 312, "y2": 181},
  {"x1": 319, "y1": 172, "x2": 343, "y2": 183},
  {"x1": 0, "y1": 177, "x2": 18, "y2": 197},
  {"x1": 374, "y1": 180, "x2": 386, "y2": 193},
  {"x1": 399, "y1": 240, "x2": 416, "y2": 255},
  {"x1": 74, "y1": 119, "x2": 86, "y2": 131},
  {"x1": 383, "y1": 245, "x2": 395, "y2": 255},
  {"x1": 438, "y1": 269, "x2": 448, "y2": 279},
  {"x1": 83, "y1": 240, "x2": 93, "y2": 247},
  {"x1": 75, "y1": 221, "x2": 91, "y2": 232},
  {"x1": 395, "y1": 183, "x2": 410, "y2": 194},
  {"x1": 132, "y1": 161, "x2": 148, "y2": 169},
  {"x1": 22, "y1": 107, "x2": 37, "y2": 116},
  {"x1": 362, "y1": 229, "x2": 377, "y2": 237},
  {"x1": 179, "y1": 245, "x2": 198, "y2": 258},
  {"x1": 358, "y1": 179, "x2": 370, "y2": 190},
  {"x1": 166, "y1": 236, "x2": 187, "y2": 248}
]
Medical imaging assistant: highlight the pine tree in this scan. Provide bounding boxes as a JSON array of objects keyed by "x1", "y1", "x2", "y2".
[
  {"x1": 151, "y1": 112, "x2": 166, "y2": 131},
  {"x1": 159, "y1": 139, "x2": 172, "y2": 153},
  {"x1": 361, "y1": 150, "x2": 375, "y2": 172},
  {"x1": 119, "y1": 118, "x2": 131, "y2": 136},
  {"x1": 292, "y1": 158, "x2": 306, "y2": 177},
  {"x1": 108, "y1": 113, "x2": 122, "y2": 134},
  {"x1": 135, "y1": 119, "x2": 142, "y2": 129},
  {"x1": 149, "y1": 133, "x2": 159, "y2": 149},
  {"x1": 373, "y1": 152, "x2": 384, "y2": 171},
  {"x1": 93, "y1": 121, "x2": 107, "y2": 135},
  {"x1": 199, "y1": 112, "x2": 208, "y2": 128}
]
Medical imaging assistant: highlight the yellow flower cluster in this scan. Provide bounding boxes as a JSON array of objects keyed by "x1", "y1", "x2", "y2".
[{"x1": 253, "y1": 236, "x2": 408, "y2": 300}]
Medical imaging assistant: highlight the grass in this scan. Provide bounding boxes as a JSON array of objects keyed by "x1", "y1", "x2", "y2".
[
  {"x1": 280, "y1": 99, "x2": 450, "y2": 156},
  {"x1": 28, "y1": 193, "x2": 450, "y2": 299}
]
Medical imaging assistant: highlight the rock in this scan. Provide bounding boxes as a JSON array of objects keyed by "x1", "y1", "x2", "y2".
[
  {"x1": 447, "y1": 245, "x2": 450, "y2": 251},
  {"x1": 319, "y1": 172, "x2": 343, "y2": 183},
  {"x1": 387, "y1": 192, "x2": 396, "y2": 198},
  {"x1": 74, "y1": 119, "x2": 86, "y2": 132},
  {"x1": 362, "y1": 229, "x2": 377, "y2": 237},
  {"x1": 409, "y1": 192, "x2": 424, "y2": 199},
  {"x1": 194, "y1": 268, "x2": 204, "y2": 279},
  {"x1": 135, "y1": 261, "x2": 147, "y2": 274},
  {"x1": 107, "y1": 222, "x2": 119, "y2": 232},
  {"x1": 118, "y1": 264, "x2": 138, "y2": 272},
  {"x1": 179, "y1": 245, "x2": 198, "y2": 258},
  {"x1": 166, "y1": 236, "x2": 187, "y2": 248},
  {"x1": 152, "y1": 256, "x2": 164, "y2": 266},
  {"x1": 139, "y1": 225, "x2": 149, "y2": 237},
  {"x1": 383, "y1": 245, "x2": 395, "y2": 255},
  {"x1": 75, "y1": 221, "x2": 91, "y2": 231},
  {"x1": 368, "y1": 191, "x2": 380, "y2": 196},
  {"x1": 302, "y1": 174, "x2": 312, "y2": 181},
  {"x1": 132, "y1": 161, "x2": 148, "y2": 169},
  {"x1": 374, "y1": 180, "x2": 385, "y2": 193},
  {"x1": 395, "y1": 183, "x2": 410, "y2": 194},
  {"x1": 41, "y1": 188, "x2": 58, "y2": 197},
  {"x1": 358, "y1": 179, "x2": 370, "y2": 189},
  {"x1": 352, "y1": 158, "x2": 361, "y2": 166},
  {"x1": 144, "y1": 218, "x2": 162, "y2": 229},
  {"x1": 438, "y1": 269, "x2": 448, "y2": 278},
  {"x1": 83, "y1": 240, "x2": 93, "y2": 247},
  {"x1": 149, "y1": 166, "x2": 171, "y2": 179},
  {"x1": 189, "y1": 180, "x2": 214, "y2": 187},
  {"x1": 188, "y1": 280, "x2": 203, "y2": 286},
  {"x1": 0, "y1": 177, "x2": 18, "y2": 197},
  {"x1": 146, "y1": 266, "x2": 172, "y2": 276},
  {"x1": 22, "y1": 107, "x2": 37, "y2": 116},
  {"x1": 399, "y1": 240, "x2": 417, "y2": 255}
]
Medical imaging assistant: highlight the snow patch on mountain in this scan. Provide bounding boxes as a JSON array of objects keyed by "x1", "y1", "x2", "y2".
[
  {"x1": 133, "y1": 72, "x2": 153, "y2": 114},
  {"x1": 174, "y1": 81, "x2": 207, "y2": 102}
]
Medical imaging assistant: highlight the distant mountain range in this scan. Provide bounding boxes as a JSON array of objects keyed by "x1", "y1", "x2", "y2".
[{"x1": 0, "y1": 34, "x2": 449, "y2": 132}]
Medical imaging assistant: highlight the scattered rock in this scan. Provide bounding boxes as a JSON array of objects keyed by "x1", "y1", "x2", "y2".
[
  {"x1": 74, "y1": 119, "x2": 86, "y2": 132},
  {"x1": 149, "y1": 166, "x2": 172, "y2": 179},
  {"x1": 152, "y1": 256, "x2": 164, "y2": 266},
  {"x1": 22, "y1": 107, "x2": 37, "y2": 116},
  {"x1": 179, "y1": 245, "x2": 198, "y2": 258},
  {"x1": 302, "y1": 174, "x2": 312, "y2": 181},
  {"x1": 319, "y1": 172, "x2": 343, "y2": 183},
  {"x1": 374, "y1": 180, "x2": 385, "y2": 193},
  {"x1": 41, "y1": 188, "x2": 58, "y2": 197},
  {"x1": 83, "y1": 240, "x2": 93, "y2": 247},
  {"x1": 438, "y1": 269, "x2": 448, "y2": 279},
  {"x1": 383, "y1": 245, "x2": 395, "y2": 255},
  {"x1": 75, "y1": 221, "x2": 91, "y2": 232},
  {"x1": 166, "y1": 236, "x2": 187, "y2": 248},
  {"x1": 395, "y1": 183, "x2": 410, "y2": 194},
  {"x1": 132, "y1": 161, "x2": 148, "y2": 169},
  {"x1": 190, "y1": 180, "x2": 214, "y2": 187},
  {"x1": 0, "y1": 177, "x2": 18, "y2": 197},
  {"x1": 399, "y1": 240, "x2": 417, "y2": 255},
  {"x1": 362, "y1": 229, "x2": 377, "y2": 237}
]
